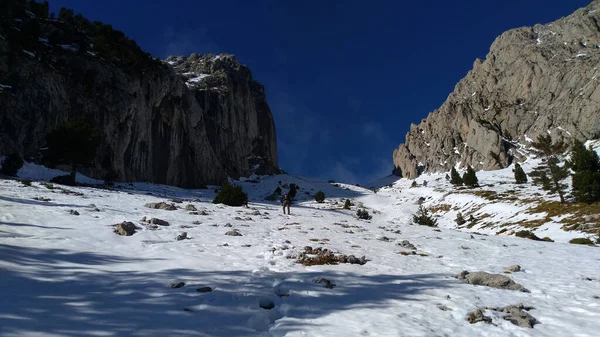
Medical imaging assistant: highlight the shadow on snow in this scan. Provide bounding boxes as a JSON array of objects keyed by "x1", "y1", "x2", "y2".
[{"x1": 0, "y1": 244, "x2": 454, "y2": 337}]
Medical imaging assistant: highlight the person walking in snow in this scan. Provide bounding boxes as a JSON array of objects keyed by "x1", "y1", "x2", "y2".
[{"x1": 281, "y1": 192, "x2": 291, "y2": 214}]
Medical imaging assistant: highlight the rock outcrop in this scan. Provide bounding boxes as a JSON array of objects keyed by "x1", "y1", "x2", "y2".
[
  {"x1": 0, "y1": 3, "x2": 278, "y2": 188},
  {"x1": 457, "y1": 271, "x2": 529, "y2": 292},
  {"x1": 393, "y1": 1, "x2": 600, "y2": 178}
]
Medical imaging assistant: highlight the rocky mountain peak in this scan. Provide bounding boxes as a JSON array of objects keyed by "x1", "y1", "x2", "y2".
[
  {"x1": 0, "y1": 1, "x2": 279, "y2": 187},
  {"x1": 392, "y1": 0, "x2": 600, "y2": 179}
]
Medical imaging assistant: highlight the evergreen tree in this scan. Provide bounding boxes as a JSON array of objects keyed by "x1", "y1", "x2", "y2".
[
  {"x1": 412, "y1": 205, "x2": 438, "y2": 227},
  {"x1": 213, "y1": 181, "x2": 248, "y2": 206},
  {"x1": 568, "y1": 140, "x2": 600, "y2": 203},
  {"x1": 529, "y1": 135, "x2": 569, "y2": 203},
  {"x1": 462, "y1": 165, "x2": 478, "y2": 187},
  {"x1": 314, "y1": 190, "x2": 325, "y2": 203},
  {"x1": 450, "y1": 167, "x2": 463, "y2": 186},
  {"x1": 513, "y1": 162, "x2": 528, "y2": 184},
  {"x1": 44, "y1": 117, "x2": 100, "y2": 185}
]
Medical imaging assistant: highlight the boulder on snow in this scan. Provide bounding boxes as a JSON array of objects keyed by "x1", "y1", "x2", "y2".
[
  {"x1": 171, "y1": 282, "x2": 185, "y2": 288},
  {"x1": 148, "y1": 218, "x2": 170, "y2": 226},
  {"x1": 225, "y1": 229, "x2": 242, "y2": 236},
  {"x1": 457, "y1": 271, "x2": 529, "y2": 292},
  {"x1": 197, "y1": 286, "x2": 213, "y2": 293},
  {"x1": 397, "y1": 240, "x2": 417, "y2": 250},
  {"x1": 315, "y1": 277, "x2": 336, "y2": 289},
  {"x1": 176, "y1": 232, "x2": 188, "y2": 241},
  {"x1": 467, "y1": 308, "x2": 492, "y2": 324},
  {"x1": 259, "y1": 298, "x2": 275, "y2": 310},
  {"x1": 467, "y1": 304, "x2": 537, "y2": 328},
  {"x1": 144, "y1": 202, "x2": 177, "y2": 210},
  {"x1": 114, "y1": 221, "x2": 137, "y2": 236},
  {"x1": 185, "y1": 204, "x2": 197, "y2": 211},
  {"x1": 504, "y1": 264, "x2": 522, "y2": 273}
]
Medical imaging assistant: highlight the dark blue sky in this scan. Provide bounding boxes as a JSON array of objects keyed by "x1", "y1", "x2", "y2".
[{"x1": 50, "y1": 0, "x2": 591, "y2": 184}]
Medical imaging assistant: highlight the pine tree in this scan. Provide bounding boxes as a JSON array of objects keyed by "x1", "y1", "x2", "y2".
[
  {"x1": 568, "y1": 140, "x2": 600, "y2": 203},
  {"x1": 450, "y1": 167, "x2": 463, "y2": 186},
  {"x1": 529, "y1": 134, "x2": 569, "y2": 203},
  {"x1": 213, "y1": 181, "x2": 248, "y2": 206},
  {"x1": 513, "y1": 163, "x2": 528, "y2": 184},
  {"x1": 413, "y1": 205, "x2": 438, "y2": 227},
  {"x1": 462, "y1": 165, "x2": 478, "y2": 188},
  {"x1": 314, "y1": 190, "x2": 325, "y2": 203}
]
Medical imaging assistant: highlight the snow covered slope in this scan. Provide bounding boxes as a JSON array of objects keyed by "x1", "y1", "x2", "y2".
[{"x1": 1, "y1": 163, "x2": 599, "y2": 337}]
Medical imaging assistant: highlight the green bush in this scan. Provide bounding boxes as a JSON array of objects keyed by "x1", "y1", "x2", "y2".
[
  {"x1": 357, "y1": 209, "x2": 372, "y2": 220},
  {"x1": 413, "y1": 205, "x2": 438, "y2": 227},
  {"x1": 213, "y1": 181, "x2": 248, "y2": 206},
  {"x1": 410, "y1": 181, "x2": 418, "y2": 188},
  {"x1": 314, "y1": 190, "x2": 325, "y2": 203},
  {"x1": 343, "y1": 199, "x2": 351, "y2": 210},
  {"x1": 569, "y1": 237, "x2": 595, "y2": 245},
  {"x1": 0, "y1": 153, "x2": 24, "y2": 176},
  {"x1": 513, "y1": 163, "x2": 528, "y2": 184},
  {"x1": 20, "y1": 179, "x2": 32, "y2": 186}
]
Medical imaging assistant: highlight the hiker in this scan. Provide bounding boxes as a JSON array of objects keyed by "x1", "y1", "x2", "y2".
[{"x1": 281, "y1": 192, "x2": 291, "y2": 214}]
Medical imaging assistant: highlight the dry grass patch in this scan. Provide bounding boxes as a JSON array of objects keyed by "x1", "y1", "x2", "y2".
[
  {"x1": 471, "y1": 190, "x2": 499, "y2": 200},
  {"x1": 430, "y1": 204, "x2": 452, "y2": 213},
  {"x1": 526, "y1": 201, "x2": 600, "y2": 233}
]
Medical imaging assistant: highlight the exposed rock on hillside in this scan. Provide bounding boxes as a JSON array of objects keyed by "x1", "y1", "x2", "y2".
[
  {"x1": 393, "y1": 0, "x2": 600, "y2": 178},
  {"x1": 0, "y1": 2, "x2": 278, "y2": 188}
]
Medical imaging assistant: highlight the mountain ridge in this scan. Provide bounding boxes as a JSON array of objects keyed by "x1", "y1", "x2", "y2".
[
  {"x1": 0, "y1": 1, "x2": 279, "y2": 188},
  {"x1": 393, "y1": 0, "x2": 600, "y2": 178}
]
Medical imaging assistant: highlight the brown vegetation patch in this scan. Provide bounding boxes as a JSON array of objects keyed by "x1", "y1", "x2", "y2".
[
  {"x1": 526, "y1": 201, "x2": 600, "y2": 233},
  {"x1": 430, "y1": 204, "x2": 452, "y2": 213}
]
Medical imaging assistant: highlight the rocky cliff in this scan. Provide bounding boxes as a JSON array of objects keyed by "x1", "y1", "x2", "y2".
[
  {"x1": 393, "y1": 0, "x2": 600, "y2": 178},
  {"x1": 0, "y1": 1, "x2": 278, "y2": 188}
]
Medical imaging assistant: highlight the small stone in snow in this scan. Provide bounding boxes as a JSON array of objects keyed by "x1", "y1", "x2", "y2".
[
  {"x1": 259, "y1": 298, "x2": 275, "y2": 310},
  {"x1": 225, "y1": 230, "x2": 242, "y2": 236},
  {"x1": 171, "y1": 282, "x2": 185, "y2": 288},
  {"x1": 316, "y1": 278, "x2": 336, "y2": 289},
  {"x1": 197, "y1": 287, "x2": 213, "y2": 293},
  {"x1": 504, "y1": 264, "x2": 521, "y2": 273}
]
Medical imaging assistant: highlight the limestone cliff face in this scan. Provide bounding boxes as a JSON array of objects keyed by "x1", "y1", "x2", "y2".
[
  {"x1": 0, "y1": 4, "x2": 278, "y2": 188},
  {"x1": 166, "y1": 54, "x2": 279, "y2": 178},
  {"x1": 393, "y1": 0, "x2": 600, "y2": 178}
]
